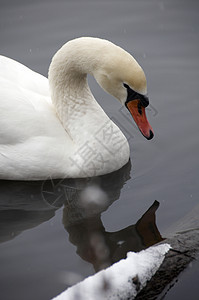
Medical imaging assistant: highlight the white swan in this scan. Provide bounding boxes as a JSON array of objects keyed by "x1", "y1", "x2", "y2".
[{"x1": 0, "y1": 37, "x2": 153, "y2": 180}]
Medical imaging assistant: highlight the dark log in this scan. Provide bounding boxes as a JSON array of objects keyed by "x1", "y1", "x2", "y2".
[{"x1": 136, "y1": 227, "x2": 199, "y2": 299}]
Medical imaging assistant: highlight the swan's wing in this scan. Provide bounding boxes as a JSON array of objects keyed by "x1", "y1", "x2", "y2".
[
  {"x1": 0, "y1": 55, "x2": 49, "y2": 97},
  {"x1": 0, "y1": 55, "x2": 55, "y2": 144},
  {"x1": 0, "y1": 56, "x2": 74, "y2": 179},
  {"x1": 0, "y1": 76, "x2": 71, "y2": 180},
  {"x1": 0, "y1": 77, "x2": 66, "y2": 144}
]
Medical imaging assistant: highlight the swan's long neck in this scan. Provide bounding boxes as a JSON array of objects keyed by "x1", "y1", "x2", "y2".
[
  {"x1": 48, "y1": 37, "x2": 146, "y2": 146},
  {"x1": 47, "y1": 38, "x2": 131, "y2": 176},
  {"x1": 48, "y1": 39, "x2": 108, "y2": 144}
]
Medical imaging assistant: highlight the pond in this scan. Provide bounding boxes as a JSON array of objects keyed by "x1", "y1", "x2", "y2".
[{"x1": 0, "y1": 0, "x2": 199, "y2": 299}]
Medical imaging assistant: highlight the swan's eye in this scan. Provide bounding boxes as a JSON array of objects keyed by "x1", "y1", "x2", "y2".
[
  {"x1": 123, "y1": 83, "x2": 129, "y2": 89},
  {"x1": 123, "y1": 83, "x2": 149, "y2": 108},
  {"x1": 123, "y1": 83, "x2": 137, "y2": 102}
]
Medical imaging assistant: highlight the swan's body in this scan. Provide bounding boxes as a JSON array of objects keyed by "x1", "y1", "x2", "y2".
[{"x1": 0, "y1": 37, "x2": 153, "y2": 180}]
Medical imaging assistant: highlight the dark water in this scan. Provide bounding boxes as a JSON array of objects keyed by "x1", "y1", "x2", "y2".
[{"x1": 0, "y1": 0, "x2": 199, "y2": 299}]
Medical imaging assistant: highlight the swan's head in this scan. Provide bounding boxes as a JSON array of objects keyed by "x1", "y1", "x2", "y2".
[{"x1": 92, "y1": 39, "x2": 154, "y2": 140}]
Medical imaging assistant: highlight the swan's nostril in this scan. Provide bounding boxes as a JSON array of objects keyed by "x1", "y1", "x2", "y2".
[{"x1": 147, "y1": 130, "x2": 154, "y2": 140}]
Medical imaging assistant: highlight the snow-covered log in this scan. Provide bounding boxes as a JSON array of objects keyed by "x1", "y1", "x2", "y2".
[{"x1": 52, "y1": 244, "x2": 170, "y2": 300}]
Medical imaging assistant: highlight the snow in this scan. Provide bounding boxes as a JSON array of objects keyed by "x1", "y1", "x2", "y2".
[{"x1": 52, "y1": 243, "x2": 171, "y2": 300}]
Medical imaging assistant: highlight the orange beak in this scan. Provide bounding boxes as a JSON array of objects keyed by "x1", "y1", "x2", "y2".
[{"x1": 126, "y1": 99, "x2": 154, "y2": 140}]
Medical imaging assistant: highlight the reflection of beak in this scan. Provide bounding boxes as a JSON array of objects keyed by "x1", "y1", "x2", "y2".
[{"x1": 126, "y1": 99, "x2": 154, "y2": 140}]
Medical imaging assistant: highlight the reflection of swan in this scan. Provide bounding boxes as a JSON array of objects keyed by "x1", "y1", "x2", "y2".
[
  {"x1": 0, "y1": 37, "x2": 153, "y2": 180},
  {"x1": 0, "y1": 162, "x2": 163, "y2": 272},
  {"x1": 64, "y1": 199, "x2": 163, "y2": 272},
  {"x1": 0, "y1": 160, "x2": 164, "y2": 300}
]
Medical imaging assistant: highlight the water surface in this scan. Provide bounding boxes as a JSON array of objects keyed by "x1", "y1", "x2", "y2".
[{"x1": 0, "y1": 0, "x2": 199, "y2": 299}]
